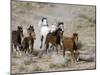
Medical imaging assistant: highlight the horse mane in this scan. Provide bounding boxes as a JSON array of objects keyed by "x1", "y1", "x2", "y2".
[{"x1": 57, "y1": 22, "x2": 64, "y2": 26}]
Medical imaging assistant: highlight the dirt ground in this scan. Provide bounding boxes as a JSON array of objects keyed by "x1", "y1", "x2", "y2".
[{"x1": 11, "y1": 0, "x2": 96, "y2": 74}]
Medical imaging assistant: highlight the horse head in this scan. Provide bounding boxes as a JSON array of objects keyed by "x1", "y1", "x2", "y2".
[
  {"x1": 57, "y1": 22, "x2": 64, "y2": 31},
  {"x1": 73, "y1": 33, "x2": 78, "y2": 45},
  {"x1": 27, "y1": 25, "x2": 36, "y2": 40},
  {"x1": 17, "y1": 26, "x2": 23, "y2": 38},
  {"x1": 41, "y1": 17, "x2": 48, "y2": 26}
]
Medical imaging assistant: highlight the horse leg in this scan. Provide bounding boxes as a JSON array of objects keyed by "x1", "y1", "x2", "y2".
[
  {"x1": 46, "y1": 43, "x2": 49, "y2": 54},
  {"x1": 26, "y1": 46, "x2": 29, "y2": 55},
  {"x1": 50, "y1": 45, "x2": 53, "y2": 49},
  {"x1": 77, "y1": 51, "x2": 79, "y2": 62},
  {"x1": 28, "y1": 48, "x2": 30, "y2": 54},
  {"x1": 60, "y1": 44, "x2": 62, "y2": 50},
  {"x1": 25, "y1": 49, "x2": 27, "y2": 54},
  {"x1": 60, "y1": 41, "x2": 63, "y2": 51},
  {"x1": 40, "y1": 35, "x2": 43, "y2": 49},
  {"x1": 31, "y1": 41, "x2": 34, "y2": 54},
  {"x1": 11, "y1": 43, "x2": 14, "y2": 53},
  {"x1": 24, "y1": 46, "x2": 27, "y2": 54},
  {"x1": 60, "y1": 39, "x2": 63, "y2": 50},
  {"x1": 14, "y1": 44, "x2": 17, "y2": 51},
  {"x1": 70, "y1": 50, "x2": 76, "y2": 63},
  {"x1": 14, "y1": 44, "x2": 19, "y2": 55},
  {"x1": 31, "y1": 44, "x2": 33, "y2": 54},
  {"x1": 29, "y1": 45, "x2": 31, "y2": 54},
  {"x1": 52, "y1": 45, "x2": 55, "y2": 51},
  {"x1": 56, "y1": 45, "x2": 59, "y2": 55},
  {"x1": 74, "y1": 50, "x2": 79, "y2": 62},
  {"x1": 63, "y1": 48, "x2": 65, "y2": 57}
]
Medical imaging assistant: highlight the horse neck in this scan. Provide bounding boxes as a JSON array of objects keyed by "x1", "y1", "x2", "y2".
[
  {"x1": 56, "y1": 29, "x2": 62, "y2": 35},
  {"x1": 42, "y1": 22, "x2": 48, "y2": 26},
  {"x1": 17, "y1": 31, "x2": 21, "y2": 38},
  {"x1": 29, "y1": 32, "x2": 36, "y2": 39},
  {"x1": 28, "y1": 32, "x2": 32, "y2": 37},
  {"x1": 51, "y1": 31, "x2": 56, "y2": 36},
  {"x1": 72, "y1": 36, "x2": 78, "y2": 44},
  {"x1": 16, "y1": 31, "x2": 22, "y2": 44}
]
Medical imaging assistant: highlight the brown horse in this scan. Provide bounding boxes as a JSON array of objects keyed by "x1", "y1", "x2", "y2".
[
  {"x1": 63, "y1": 33, "x2": 79, "y2": 63},
  {"x1": 45, "y1": 28, "x2": 63, "y2": 54},
  {"x1": 12, "y1": 26, "x2": 23, "y2": 52},
  {"x1": 22, "y1": 25, "x2": 36, "y2": 54}
]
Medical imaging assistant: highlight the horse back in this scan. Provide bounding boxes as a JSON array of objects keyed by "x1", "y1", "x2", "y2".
[
  {"x1": 63, "y1": 37, "x2": 78, "y2": 50},
  {"x1": 45, "y1": 33, "x2": 56, "y2": 45},
  {"x1": 63, "y1": 37, "x2": 74, "y2": 49}
]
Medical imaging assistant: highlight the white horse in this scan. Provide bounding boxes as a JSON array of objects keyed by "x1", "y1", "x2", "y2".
[{"x1": 38, "y1": 17, "x2": 50, "y2": 50}]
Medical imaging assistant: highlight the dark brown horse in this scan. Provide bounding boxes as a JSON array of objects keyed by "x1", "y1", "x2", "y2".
[
  {"x1": 63, "y1": 33, "x2": 79, "y2": 63},
  {"x1": 22, "y1": 25, "x2": 36, "y2": 54},
  {"x1": 45, "y1": 28, "x2": 63, "y2": 54},
  {"x1": 12, "y1": 26, "x2": 23, "y2": 52}
]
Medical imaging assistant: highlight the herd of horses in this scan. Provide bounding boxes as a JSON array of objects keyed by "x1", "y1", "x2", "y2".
[
  {"x1": 12, "y1": 25, "x2": 36, "y2": 54},
  {"x1": 12, "y1": 18, "x2": 79, "y2": 63}
]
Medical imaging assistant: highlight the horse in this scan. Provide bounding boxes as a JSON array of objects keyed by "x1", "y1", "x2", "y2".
[
  {"x1": 62, "y1": 33, "x2": 79, "y2": 63},
  {"x1": 48, "y1": 22, "x2": 64, "y2": 50},
  {"x1": 12, "y1": 26, "x2": 23, "y2": 53},
  {"x1": 38, "y1": 17, "x2": 50, "y2": 50},
  {"x1": 21, "y1": 25, "x2": 36, "y2": 54},
  {"x1": 45, "y1": 28, "x2": 63, "y2": 54}
]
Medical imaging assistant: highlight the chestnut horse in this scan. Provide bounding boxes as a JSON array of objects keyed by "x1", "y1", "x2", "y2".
[{"x1": 63, "y1": 33, "x2": 79, "y2": 63}]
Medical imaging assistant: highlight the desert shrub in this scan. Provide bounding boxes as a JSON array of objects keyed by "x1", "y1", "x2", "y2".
[
  {"x1": 32, "y1": 51, "x2": 39, "y2": 56},
  {"x1": 49, "y1": 63, "x2": 67, "y2": 69},
  {"x1": 18, "y1": 65, "x2": 25, "y2": 72},
  {"x1": 24, "y1": 60, "x2": 31, "y2": 65},
  {"x1": 32, "y1": 66, "x2": 43, "y2": 71},
  {"x1": 24, "y1": 57, "x2": 33, "y2": 65}
]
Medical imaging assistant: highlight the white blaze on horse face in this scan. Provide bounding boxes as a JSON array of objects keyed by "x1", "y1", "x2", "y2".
[
  {"x1": 38, "y1": 19, "x2": 48, "y2": 27},
  {"x1": 23, "y1": 28, "x2": 29, "y2": 37},
  {"x1": 42, "y1": 19, "x2": 47, "y2": 25},
  {"x1": 59, "y1": 24, "x2": 64, "y2": 31},
  {"x1": 32, "y1": 32, "x2": 36, "y2": 39}
]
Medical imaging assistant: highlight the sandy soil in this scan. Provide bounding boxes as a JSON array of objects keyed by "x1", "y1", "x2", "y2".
[{"x1": 11, "y1": 0, "x2": 96, "y2": 74}]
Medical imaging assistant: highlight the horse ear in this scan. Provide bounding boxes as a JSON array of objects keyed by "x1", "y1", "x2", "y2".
[
  {"x1": 42, "y1": 17, "x2": 44, "y2": 22},
  {"x1": 17, "y1": 26, "x2": 20, "y2": 30}
]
